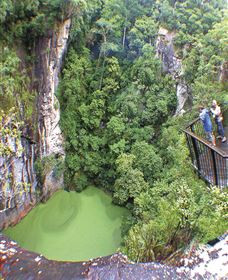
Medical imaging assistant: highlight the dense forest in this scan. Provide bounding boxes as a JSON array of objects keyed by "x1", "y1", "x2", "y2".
[{"x1": 1, "y1": 0, "x2": 227, "y2": 262}]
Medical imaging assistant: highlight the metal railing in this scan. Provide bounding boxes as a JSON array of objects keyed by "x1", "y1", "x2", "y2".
[{"x1": 184, "y1": 118, "x2": 228, "y2": 188}]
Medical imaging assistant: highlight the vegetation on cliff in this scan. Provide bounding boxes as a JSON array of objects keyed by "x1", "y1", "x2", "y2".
[
  {"x1": 0, "y1": 0, "x2": 84, "y2": 119},
  {"x1": 0, "y1": 0, "x2": 84, "y2": 217}
]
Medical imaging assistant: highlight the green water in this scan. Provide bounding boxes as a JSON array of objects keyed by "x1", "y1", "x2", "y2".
[{"x1": 4, "y1": 186, "x2": 129, "y2": 261}]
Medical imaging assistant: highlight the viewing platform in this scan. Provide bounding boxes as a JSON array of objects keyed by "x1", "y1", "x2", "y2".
[{"x1": 184, "y1": 118, "x2": 228, "y2": 188}]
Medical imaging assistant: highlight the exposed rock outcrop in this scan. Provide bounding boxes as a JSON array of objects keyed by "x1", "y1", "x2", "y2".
[
  {"x1": 177, "y1": 233, "x2": 228, "y2": 279},
  {"x1": 0, "y1": 18, "x2": 71, "y2": 230},
  {"x1": 0, "y1": 234, "x2": 227, "y2": 279},
  {"x1": 0, "y1": 119, "x2": 38, "y2": 229},
  {"x1": 156, "y1": 27, "x2": 192, "y2": 115},
  {"x1": 36, "y1": 18, "x2": 71, "y2": 199},
  {"x1": 219, "y1": 61, "x2": 228, "y2": 83}
]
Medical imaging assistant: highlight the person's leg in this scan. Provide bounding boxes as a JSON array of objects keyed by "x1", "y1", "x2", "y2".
[
  {"x1": 206, "y1": 131, "x2": 216, "y2": 146},
  {"x1": 217, "y1": 121, "x2": 226, "y2": 142},
  {"x1": 216, "y1": 124, "x2": 222, "y2": 138},
  {"x1": 212, "y1": 133, "x2": 216, "y2": 146},
  {"x1": 218, "y1": 121, "x2": 225, "y2": 137}
]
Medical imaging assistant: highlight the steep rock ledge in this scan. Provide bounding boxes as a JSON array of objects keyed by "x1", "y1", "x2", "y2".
[
  {"x1": 0, "y1": 134, "x2": 37, "y2": 229},
  {"x1": 0, "y1": 18, "x2": 71, "y2": 230},
  {"x1": 36, "y1": 18, "x2": 71, "y2": 199},
  {"x1": 156, "y1": 27, "x2": 192, "y2": 115},
  {"x1": 0, "y1": 234, "x2": 227, "y2": 279}
]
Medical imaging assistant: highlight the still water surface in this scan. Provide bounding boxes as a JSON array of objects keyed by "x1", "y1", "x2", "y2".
[{"x1": 4, "y1": 186, "x2": 129, "y2": 261}]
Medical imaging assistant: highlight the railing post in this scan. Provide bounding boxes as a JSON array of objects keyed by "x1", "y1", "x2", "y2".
[
  {"x1": 191, "y1": 136, "x2": 201, "y2": 172},
  {"x1": 211, "y1": 149, "x2": 218, "y2": 186},
  {"x1": 226, "y1": 157, "x2": 228, "y2": 188},
  {"x1": 185, "y1": 134, "x2": 193, "y2": 163}
]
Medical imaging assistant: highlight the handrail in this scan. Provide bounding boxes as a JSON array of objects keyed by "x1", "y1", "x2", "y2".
[
  {"x1": 185, "y1": 117, "x2": 200, "y2": 130},
  {"x1": 183, "y1": 129, "x2": 228, "y2": 158},
  {"x1": 184, "y1": 117, "x2": 228, "y2": 157},
  {"x1": 184, "y1": 117, "x2": 228, "y2": 188}
]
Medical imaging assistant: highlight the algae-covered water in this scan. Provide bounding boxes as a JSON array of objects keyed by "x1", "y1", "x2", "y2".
[{"x1": 4, "y1": 186, "x2": 129, "y2": 261}]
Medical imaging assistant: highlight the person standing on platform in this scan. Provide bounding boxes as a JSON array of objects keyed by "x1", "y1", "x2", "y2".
[
  {"x1": 199, "y1": 105, "x2": 216, "y2": 146},
  {"x1": 211, "y1": 100, "x2": 227, "y2": 143}
]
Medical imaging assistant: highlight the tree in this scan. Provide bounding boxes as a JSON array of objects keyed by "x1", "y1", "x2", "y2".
[
  {"x1": 131, "y1": 141, "x2": 163, "y2": 184},
  {"x1": 128, "y1": 16, "x2": 158, "y2": 56},
  {"x1": 113, "y1": 154, "x2": 149, "y2": 205}
]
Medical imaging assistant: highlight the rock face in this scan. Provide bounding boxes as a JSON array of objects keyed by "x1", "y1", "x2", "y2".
[
  {"x1": 156, "y1": 27, "x2": 192, "y2": 115},
  {"x1": 0, "y1": 235, "x2": 189, "y2": 280},
  {"x1": 0, "y1": 18, "x2": 71, "y2": 230},
  {"x1": 178, "y1": 233, "x2": 228, "y2": 279},
  {"x1": 0, "y1": 233, "x2": 227, "y2": 280},
  {"x1": 219, "y1": 61, "x2": 228, "y2": 82},
  {"x1": 0, "y1": 133, "x2": 37, "y2": 229},
  {"x1": 36, "y1": 18, "x2": 71, "y2": 199}
]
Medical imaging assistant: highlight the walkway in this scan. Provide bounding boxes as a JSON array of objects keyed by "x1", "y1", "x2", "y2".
[
  {"x1": 184, "y1": 120, "x2": 228, "y2": 188},
  {"x1": 216, "y1": 127, "x2": 228, "y2": 153}
]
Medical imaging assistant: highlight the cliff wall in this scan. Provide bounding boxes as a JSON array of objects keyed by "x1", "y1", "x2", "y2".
[
  {"x1": 156, "y1": 27, "x2": 192, "y2": 115},
  {"x1": 0, "y1": 18, "x2": 71, "y2": 230}
]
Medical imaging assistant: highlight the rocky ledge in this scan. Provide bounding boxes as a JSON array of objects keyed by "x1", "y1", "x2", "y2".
[{"x1": 0, "y1": 234, "x2": 227, "y2": 280}]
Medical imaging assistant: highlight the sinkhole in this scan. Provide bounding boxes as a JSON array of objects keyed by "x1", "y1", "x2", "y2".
[{"x1": 4, "y1": 186, "x2": 129, "y2": 261}]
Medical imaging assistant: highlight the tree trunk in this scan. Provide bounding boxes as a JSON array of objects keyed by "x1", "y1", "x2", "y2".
[
  {"x1": 99, "y1": 56, "x2": 106, "y2": 90},
  {"x1": 122, "y1": 26, "x2": 127, "y2": 48}
]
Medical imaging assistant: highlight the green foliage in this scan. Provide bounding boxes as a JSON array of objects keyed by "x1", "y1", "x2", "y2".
[
  {"x1": 107, "y1": 116, "x2": 125, "y2": 136},
  {"x1": 0, "y1": 0, "x2": 86, "y2": 44},
  {"x1": 156, "y1": 0, "x2": 224, "y2": 35},
  {"x1": 123, "y1": 210, "x2": 181, "y2": 262},
  {"x1": 129, "y1": 176, "x2": 227, "y2": 262},
  {"x1": 0, "y1": 109, "x2": 23, "y2": 157},
  {"x1": 57, "y1": 0, "x2": 228, "y2": 263},
  {"x1": 129, "y1": 16, "x2": 158, "y2": 56},
  {"x1": 131, "y1": 141, "x2": 162, "y2": 184},
  {"x1": 178, "y1": 15, "x2": 227, "y2": 106},
  {"x1": 0, "y1": 1, "x2": 85, "y2": 130},
  {"x1": 0, "y1": 47, "x2": 35, "y2": 120},
  {"x1": 34, "y1": 155, "x2": 65, "y2": 184},
  {"x1": 113, "y1": 154, "x2": 149, "y2": 205},
  {"x1": 60, "y1": 43, "x2": 177, "y2": 192}
]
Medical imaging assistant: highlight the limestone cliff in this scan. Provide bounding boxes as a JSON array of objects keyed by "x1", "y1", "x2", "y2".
[
  {"x1": 0, "y1": 18, "x2": 71, "y2": 229},
  {"x1": 156, "y1": 27, "x2": 192, "y2": 115},
  {"x1": 36, "y1": 18, "x2": 71, "y2": 199}
]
